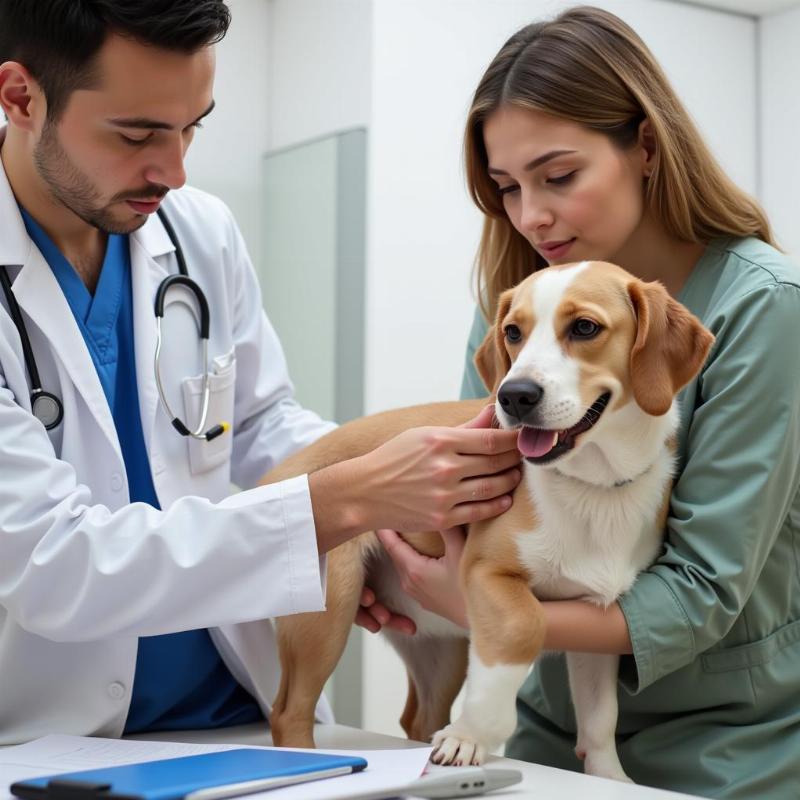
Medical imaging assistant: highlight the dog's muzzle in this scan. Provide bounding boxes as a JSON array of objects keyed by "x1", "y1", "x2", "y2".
[{"x1": 497, "y1": 379, "x2": 544, "y2": 424}]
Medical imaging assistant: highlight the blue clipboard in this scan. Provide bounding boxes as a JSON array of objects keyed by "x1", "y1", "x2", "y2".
[{"x1": 9, "y1": 748, "x2": 368, "y2": 800}]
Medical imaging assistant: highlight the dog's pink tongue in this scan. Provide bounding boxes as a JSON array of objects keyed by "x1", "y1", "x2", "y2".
[{"x1": 518, "y1": 427, "x2": 557, "y2": 459}]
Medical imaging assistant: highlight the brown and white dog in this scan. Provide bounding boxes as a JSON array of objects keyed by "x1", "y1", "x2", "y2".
[{"x1": 262, "y1": 261, "x2": 713, "y2": 782}]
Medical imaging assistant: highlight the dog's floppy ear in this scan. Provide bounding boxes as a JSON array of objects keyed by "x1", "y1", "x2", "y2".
[
  {"x1": 474, "y1": 290, "x2": 514, "y2": 394},
  {"x1": 628, "y1": 279, "x2": 715, "y2": 416}
]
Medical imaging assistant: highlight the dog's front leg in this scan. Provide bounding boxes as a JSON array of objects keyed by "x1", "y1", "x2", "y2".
[
  {"x1": 566, "y1": 651, "x2": 631, "y2": 782},
  {"x1": 431, "y1": 562, "x2": 545, "y2": 766}
]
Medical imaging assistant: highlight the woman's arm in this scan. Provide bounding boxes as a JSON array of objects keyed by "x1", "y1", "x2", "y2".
[
  {"x1": 460, "y1": 305, "x2": 491, "y2": 400},
  {"x1": 369, "y1": 531, "x2": 633, "y2": 655},
  {"x1": 541, "y1": 600, "x2": 632, "y2": 654},
  {"x1": 617, "y1": 281, "x2": 800, "y2": 692}
]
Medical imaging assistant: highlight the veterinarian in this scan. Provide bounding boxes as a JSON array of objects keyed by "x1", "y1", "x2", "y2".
[
  {"x1": 373, "y1": 7, "x2": 800, "y2": 798},
  {"x1": 0, "y1": 0, "x2": 523, "y2": 745}
]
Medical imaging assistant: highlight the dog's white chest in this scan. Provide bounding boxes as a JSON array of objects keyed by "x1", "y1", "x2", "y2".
[{"x1": 514, "y1": 460, "x2": 670, "y2": 605}]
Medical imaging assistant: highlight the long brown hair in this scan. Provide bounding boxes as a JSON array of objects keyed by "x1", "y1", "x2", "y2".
[{"x1": 465, "y1": 6, "x2": 774, "y2": 321}]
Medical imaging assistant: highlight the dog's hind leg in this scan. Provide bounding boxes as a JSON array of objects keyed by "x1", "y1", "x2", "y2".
[
  {"x1": 387, "y1": 632, "x2": 469, "y2": 743},
  {"x1": 399, "y1": 672, "x2": 419, "y2": 739},
  {"x1": 567, "y1": 652, "x2": 631, "y2": 782},
  {"x1": 271, "y1": 538, "x2": 366, "y2": 748}
]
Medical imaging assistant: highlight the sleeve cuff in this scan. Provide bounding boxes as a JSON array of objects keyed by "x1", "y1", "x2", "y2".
[
  {"x1": 618, "y1": 570, "x2": 696, "y2": 694},
  {"x1": 280, "y1": 474, "x2": 328, "y2": 614},
  {"x1": 237, "y1": 475, "x2": 327, "y2": 615}
]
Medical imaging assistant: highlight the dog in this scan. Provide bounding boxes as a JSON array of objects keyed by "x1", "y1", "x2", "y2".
[{"x1": 261, "y1": 260, "x2": 714, "y2": 782}]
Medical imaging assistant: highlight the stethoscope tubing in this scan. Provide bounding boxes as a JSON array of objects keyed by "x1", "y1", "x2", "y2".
[
  {"x1": 1, "y1": 207, "x2": 225, "y2": 440},
  {"x1": 154, "y1": 314, "x2": 212, "y2": 438},
  {"x1": 0, "y1": 259, "x2": 65, "y2": 430},
  {"x1": 0, "y1": 261, "x2": 44, "y2": 392}
]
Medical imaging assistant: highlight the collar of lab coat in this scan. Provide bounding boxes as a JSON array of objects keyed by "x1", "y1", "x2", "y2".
[{"x1": 0, "y1": 125, "x2": 176, "y2": 460}]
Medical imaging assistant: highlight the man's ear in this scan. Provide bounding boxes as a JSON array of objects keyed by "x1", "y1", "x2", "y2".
[
  {"x1": 0, "y1": 62, "x2": 43, "y2": 131},
  {"x1": 628, "y1": 279, "x2": 714, "y2": 415},
  {"x1": 474, "y1": 290, "x2": 513, "y2": 394}
]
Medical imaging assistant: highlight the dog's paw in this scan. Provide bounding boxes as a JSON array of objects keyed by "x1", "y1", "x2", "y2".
[{"x1": 430, "y1": 723, "x2": 488, "y2": 767}]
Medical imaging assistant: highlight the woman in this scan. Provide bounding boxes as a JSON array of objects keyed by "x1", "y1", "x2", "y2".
[{"x1": 370, "y1": 6, "x2": 800, "y2": 797}]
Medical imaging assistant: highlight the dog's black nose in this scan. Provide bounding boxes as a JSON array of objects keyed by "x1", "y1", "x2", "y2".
[{"x1": 498, "y1": 380, "x2": 544, "y2": 421}]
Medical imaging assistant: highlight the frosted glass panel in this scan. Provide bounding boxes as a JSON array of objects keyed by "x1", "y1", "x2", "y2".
[
  {"x1": 261, "y1": 138, "x2": 337, "y2": 420},
  {"x1": 260, "y1": 130, "x2": 367, "y2": 727},
  {"x1": 260, "y1": 129, "x2": 366, "y2": 424}
]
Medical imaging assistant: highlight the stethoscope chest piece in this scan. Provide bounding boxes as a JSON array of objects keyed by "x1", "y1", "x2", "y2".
[{"x1": 31, "y1": 389, "x2": 64, "y2": 430}]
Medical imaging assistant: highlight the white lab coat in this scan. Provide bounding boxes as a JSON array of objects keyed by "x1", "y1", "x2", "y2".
[{"x1": 0, "y1": 129, "x2": 337, "y2": 744}]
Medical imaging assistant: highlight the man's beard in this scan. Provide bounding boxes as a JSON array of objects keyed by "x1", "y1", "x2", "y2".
[{"x1": 33, "y1": 121, "x2": 164, "y2": 235}]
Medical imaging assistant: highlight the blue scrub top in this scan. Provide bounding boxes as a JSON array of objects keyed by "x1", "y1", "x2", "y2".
[{"x1": 20, "y1": 208, "x2": 263, "y2": 733}]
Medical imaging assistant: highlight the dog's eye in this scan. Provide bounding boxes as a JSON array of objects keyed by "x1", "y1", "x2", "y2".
[
  {"x1": 571, "y1": 318, "x2": 601, "y2": 339},
  {"x1": 504, "y1": 324, "x2": 522, "y2": 343}
]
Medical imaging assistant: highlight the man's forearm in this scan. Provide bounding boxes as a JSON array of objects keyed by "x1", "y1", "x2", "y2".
[{"x1": 308, "y1": 458, "x2": 370, "y2": 554}]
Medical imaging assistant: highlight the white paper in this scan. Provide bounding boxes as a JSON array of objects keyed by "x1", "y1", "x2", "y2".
[{"x1": 0, "y1": 735, "x2": 433, "y2": 800}]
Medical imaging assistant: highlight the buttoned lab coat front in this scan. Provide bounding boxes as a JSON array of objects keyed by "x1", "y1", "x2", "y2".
[{"x1": 0, "y1": 133, "x2": 336, "y2": 744}]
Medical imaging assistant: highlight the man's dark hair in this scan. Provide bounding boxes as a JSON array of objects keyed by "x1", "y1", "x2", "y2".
[{"x1": 0, "y1": 0, "x2": 231, "y2": 120}]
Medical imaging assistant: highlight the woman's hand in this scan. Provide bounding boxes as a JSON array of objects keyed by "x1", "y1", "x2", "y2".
[{"x1": 375, "y1": 526, "x2": 469, "y2": 629}]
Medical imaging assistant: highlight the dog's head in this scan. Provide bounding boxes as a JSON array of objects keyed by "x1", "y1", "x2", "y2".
[{"x1": 476, "y1": 261, "x2": 714, "y2": 465}]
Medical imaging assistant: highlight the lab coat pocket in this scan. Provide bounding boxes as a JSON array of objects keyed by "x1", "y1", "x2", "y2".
[{"x1": 181, "y1": 349, "x2": 236, "y2": 475}]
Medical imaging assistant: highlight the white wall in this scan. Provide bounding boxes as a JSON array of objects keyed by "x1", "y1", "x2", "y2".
[
  {"x1": 188, "y1": 0, "x2": 373, "y2": 320},
  {"x1": 267, "y1": 0, "x2": 372, "y2": 150},
  {"x1": 185, "y1": 0, "x2": 270, "y2": 269},
  {"x1": 759, "y1": 4, "x2": 800, "y2": 256},
  {"x1": 363, "y1": 0, "x2": 757, "y2": 736}
]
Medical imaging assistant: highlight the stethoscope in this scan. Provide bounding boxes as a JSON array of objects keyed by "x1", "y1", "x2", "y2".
[{"x1": 0, "y1": 208, "x2": 228, "y2": 442}]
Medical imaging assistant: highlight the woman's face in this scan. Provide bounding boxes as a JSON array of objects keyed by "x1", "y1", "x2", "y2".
[{"x1": 482, "y1": 105, "x2": 650, "y2": 265}]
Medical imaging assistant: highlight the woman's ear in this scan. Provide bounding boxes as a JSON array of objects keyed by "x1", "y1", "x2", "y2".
[
  {"x1": 638, "y1": 117, "x2": 657, "y2": 179},
  {"x1": 628, "y1": 279, "x2": 714, "y2": 415},
  {"x1": 474, "y1": 291, "x2": 513, "y2": 394}
]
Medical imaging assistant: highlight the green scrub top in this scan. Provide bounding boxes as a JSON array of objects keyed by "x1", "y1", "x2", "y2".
[{"x1": 460, "y1": 238, "x2": 800, "y2": 799}]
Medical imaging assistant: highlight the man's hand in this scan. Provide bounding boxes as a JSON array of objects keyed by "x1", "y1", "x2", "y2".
[
  {"x1": 353, "y1": 405, "x2": 521, "y2": 534},
  {"x1": 355, "y1": 587, "x2": 417, "y2": 635},
  {"x1": 352, "y1": 405, "x2": 514, "y2": 631}
]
